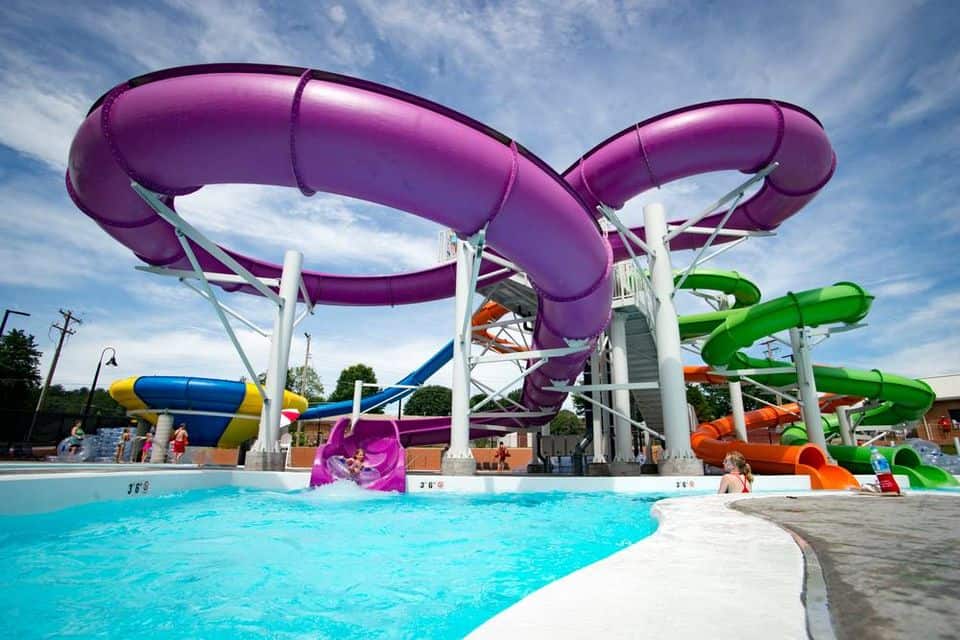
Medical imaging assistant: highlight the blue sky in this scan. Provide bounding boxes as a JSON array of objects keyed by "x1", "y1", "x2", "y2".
[{"x1": 1, "y1": 0, "x2": 958, "y2": 402}]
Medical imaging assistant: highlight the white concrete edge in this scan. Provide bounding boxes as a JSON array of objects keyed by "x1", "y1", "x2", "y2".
[
  {"x1": 0, "y1": 470, "x2": 923, "y2": 516},
  {"x1": 467, "y1": 492, "x2": 813, "y2": 640},
  {"x1": 405, "y1": 473, "x2": 811, "y2": 494}
]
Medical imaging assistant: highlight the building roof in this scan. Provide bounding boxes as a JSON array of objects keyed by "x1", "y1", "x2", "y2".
[{"x1": 921, "y1": 373, "x2": 960, "y2": 401}]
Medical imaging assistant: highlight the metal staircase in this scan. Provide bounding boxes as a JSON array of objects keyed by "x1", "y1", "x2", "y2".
[{"x1": 623, "y1": 311, "x2": 664, "y2": 435}]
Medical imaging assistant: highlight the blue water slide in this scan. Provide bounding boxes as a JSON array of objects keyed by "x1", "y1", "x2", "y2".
[{"x1": 300, "y1": 341, "x2": 454, "y2": 420}]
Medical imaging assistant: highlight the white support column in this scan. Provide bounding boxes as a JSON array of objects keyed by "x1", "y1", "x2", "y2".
[
  {"x1": 443, "y1": 238, "x2": 477, "y2": 475},
  {"x1": 600, "y1": 360, "x2": 612, "y2": 459},
  {"x1": 645, "y1": 203, "x2": 702, "y2": 475},
  {"x1": 836, "y1": 406, "x2": 854, "y2": 446},
  {"x1": 589, "y1": 347, "x2": 607, "y2": 463},
  {"x1": 249, "y1": 250, "x2": 303, "y2": 470},
  {"x1": 729, "y1": 380, "x2": 748, "y2": 442},
  {"x1": 790, "y1": 326, "x2": 827, "y2": 452},
  {"x1": 150, "y1": 413, "x2": 174, "y2": 464},
  {"x1": 608, "y1": 312, "x2": 635, "y2": 463}
]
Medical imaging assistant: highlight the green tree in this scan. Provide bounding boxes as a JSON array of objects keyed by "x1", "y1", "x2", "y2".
[
  {"x1": 328, "y1": 363, "x2": 382, "y2": 412},
  {"x1": 286, "y1": 366, "x2": 325, "y2": 402},
  {"x1": 404, "y1": 385, "x2": 452, "y2": 416},
  {"x1": 686, "y1": 382, "x2": 736, "y2": 423},
  {"x1": 43, "y1": 385, "x2": 125, "y2": 416},
  {"x1": 470, "y1": 388, "x2": 523, "y2": 411},
  {"x1": 256, "y1": 366, "x2": 324, "y2": 401},
  {"x1": 549, "y1": 409, "x2": 583, "y2": 435},
  {"x1": 0, "y1": 329, "x2": 42, "y2": 411}
]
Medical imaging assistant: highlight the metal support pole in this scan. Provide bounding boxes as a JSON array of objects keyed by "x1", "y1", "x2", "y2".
[
  {"x1": 645, "y1": 203, "x2": 702, "y2": 475},
  {"x1": 836, "y1": 406, "x2": 854, "y2": 446},
  {"x1": 444, "y1": 238, "x2": 477, "y2": 475},
  {"x1": 351, "y1": 380, "x2": 364, "y2": 428},
  {"x1": 790, "y1": 326, "x2": 826, "y2": 451},
  {"x1": 589, "y1": 346, "x2": 607, "y2": 463},
  {"x1": 600, "y1": 353, "x2": 612, "y2": 457},
  {"x1": 249, "y1": 250, "x2": 303, "y2": 469},
  {"x1": 729, "y1": 380, "x2": 748, "y2": 442},
  {"x1": 608, "y1": 313, "x2": 635, "y2": 462}
]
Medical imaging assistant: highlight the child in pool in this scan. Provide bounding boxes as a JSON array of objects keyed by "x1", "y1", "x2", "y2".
[{"x1": 346, "y1": 448, "x2": 367, "y2": 476}]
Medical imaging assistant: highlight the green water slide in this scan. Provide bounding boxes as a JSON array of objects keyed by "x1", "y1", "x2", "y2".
[
  {"x1": 690, "y1": 280, "x2": 944, "y2": 487},
  {"x1": 827, "y1": 445, "x2": 958, "y2": 489},
  {"x1": 671, "y1": 269, "x2": 758, "y2": 338}
]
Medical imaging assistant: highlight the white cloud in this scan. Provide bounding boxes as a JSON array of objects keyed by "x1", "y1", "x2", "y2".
[
  {"x1": 329, "y1": 5, "x2": 347, "y2": 26},
  {"x1": 176, "y1": 185, "x2": 440, "y2": 272},
  {"x1": 0, "y1": 185, "x2": 132, "y2": 288},
  {"x1": 887, "y1": 49, "x2": 960, "y2": 126},
  {"x1": 869, "y1": 277, "x2": 934, "y2": 298},
  {"x1": 868, "y1": 336, "x2": 960, "y2": 378},
  {"x1": 0, "y1": 63, "x2": 89, "y2": 171}
]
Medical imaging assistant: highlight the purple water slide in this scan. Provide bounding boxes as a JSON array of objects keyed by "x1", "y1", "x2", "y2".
[
  {"x1": 310, "y1": 417, "x2": 406, "y2": 492},
  {"x1": 66, "y1": 66, "x2": 836, "y2": 484},
  {"x1": 66, "y1": 63, "x2": 610, "y2": 426},
  {"x1": 563, "y1": 99, "x2": 836, "y2": 261},
  {"x1": 393, "y1": 416, "x2": 505, "y2": 447}
]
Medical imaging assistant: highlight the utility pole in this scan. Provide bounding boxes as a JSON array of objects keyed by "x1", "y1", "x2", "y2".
[
  {"x1": 26, "y1": 310, "x2": 81, "y2": 441},
  {"x1": 300, "y1": 332, "x2": 312, "y2": 396},
  {"x1": 295, "y1": 332, "x2": 312, "y2": 449}
]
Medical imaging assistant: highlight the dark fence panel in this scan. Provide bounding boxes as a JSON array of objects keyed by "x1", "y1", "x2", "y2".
[{"x1": 0, "y1": 409, "x2": 135, "y2": 447}]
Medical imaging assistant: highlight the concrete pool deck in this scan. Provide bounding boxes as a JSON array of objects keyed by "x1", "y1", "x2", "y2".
[
  {"x1": 469, "y1": 491, "x2": 960, "y2": 640},
  {"x1": 736, "y1": 493, "x2": 960, "y2": 640}
]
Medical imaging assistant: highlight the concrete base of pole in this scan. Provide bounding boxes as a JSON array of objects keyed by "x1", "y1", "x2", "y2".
[
  {"x1": 586, "y1": 462, "x2": 611, "y2": 476},
  {"x1": 607, "y1": 461, "x2": 644, "y2": 476},
  {"x1": 441, "y1": 456, "x2": 477, "y2": 475},
  {"x1": 150, "y1": 414, "x2": 174, "y2": 464},
  {"x1": 244, "y1": 451, "x2": 286, "y2": 471},
  {"x1": 658, "y1": 456, "x2": 704, "y2": 476}
]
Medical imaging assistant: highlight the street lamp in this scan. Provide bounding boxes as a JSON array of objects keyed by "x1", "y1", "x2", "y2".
[
  {"x1": 81, "y1": 347, "x2": 118, "y2": 426},
  {"x1": 0, "y1": 309, "x2": 31, "y2": 336}
]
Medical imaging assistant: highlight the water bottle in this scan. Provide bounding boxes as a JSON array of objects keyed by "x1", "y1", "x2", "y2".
[
  {"x1": 869, "y1": 447, "x2": 891, "y2": 474},
  {"x1": 869, "y1": 447, "x2": 900, "y2": 494}
]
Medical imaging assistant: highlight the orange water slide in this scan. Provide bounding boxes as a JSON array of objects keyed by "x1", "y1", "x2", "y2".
[
  {"x1": 471, "y1": 301, "x2": 527, "y2": 353},
  {"x1": 685, "y1": 365, "x2": 860, "y2": 490}
]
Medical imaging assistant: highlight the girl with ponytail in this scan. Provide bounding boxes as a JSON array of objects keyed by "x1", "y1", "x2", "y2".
[{"x1": 718, "y1": 451, "x2": 753, "y2": 493}]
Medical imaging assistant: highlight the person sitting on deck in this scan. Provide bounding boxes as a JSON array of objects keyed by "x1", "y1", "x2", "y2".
[{"x1": 718, "y1": 451, "x2": 753, "y2": 494}]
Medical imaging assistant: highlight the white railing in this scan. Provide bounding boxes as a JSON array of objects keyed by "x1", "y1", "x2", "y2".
[{"x1": 612, "y1": 262, "x2": 655, "y2": 324}]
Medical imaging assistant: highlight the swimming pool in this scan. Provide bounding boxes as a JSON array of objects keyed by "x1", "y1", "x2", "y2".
[{"x1": 0, "y1": 483, "x2": 661, "y2": 639}]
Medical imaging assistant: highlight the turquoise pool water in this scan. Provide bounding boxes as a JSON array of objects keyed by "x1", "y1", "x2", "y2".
[{"x1": 0, "y1": 484, "x2": 661, "y2": 639}]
